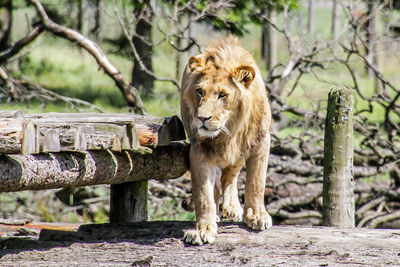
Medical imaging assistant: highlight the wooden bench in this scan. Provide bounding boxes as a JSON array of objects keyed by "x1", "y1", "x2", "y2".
[{"x1": 0, "y1": 111, "x2": 189, "y2": 223}]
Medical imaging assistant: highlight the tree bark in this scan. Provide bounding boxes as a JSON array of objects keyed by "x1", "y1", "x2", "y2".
[
  {"x1": 307, "y1": 0, "x2": 315, "y2": 35},
  {"x1": 77, "y1": 0, "x2": 88, "y2": 36},
  {"x1": 261, "y1": 7, "x2": 277, "y2": 73},
  {"x1": 92, "y1": 0, "x2": 103, "y2": 36},
  {"x1": 322, "y1": 89, "x2": 355, "y2": 228},
  {"x1": 0, "y1": 0, "x2": 12, "y2": 51},
  {"x1": 331, "y1": 0, "x2": 338, "y2": 39},
  {"x1": 0, "y1": 142, "x2": 189, "y2": 192},
  {"x1": 132, "y1": 2, "x2": 154, "y2": 97},
  {"x1": 366, "y1": 0, "x2": 379, "y2": 81}
]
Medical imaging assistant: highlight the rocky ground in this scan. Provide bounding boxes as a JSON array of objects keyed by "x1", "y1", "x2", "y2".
[{"x1": 1, "y1": 222, "x2": 400, "y2": 266}]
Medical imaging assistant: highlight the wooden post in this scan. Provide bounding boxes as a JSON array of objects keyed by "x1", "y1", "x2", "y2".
[
  {"x1": 110, "y1": 181, "x2": 148, "y2": 223},
  {"x1": 323, "y1": 89, "x2": 355, "y2": 228}
]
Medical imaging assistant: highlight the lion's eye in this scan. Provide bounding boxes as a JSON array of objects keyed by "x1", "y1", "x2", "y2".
[
  {"x1": 196, "y1": 89, "x2": 203, "y2": 97},
  {"x1": 218, "y1": 92, "x2": 227, "y2": 99}
]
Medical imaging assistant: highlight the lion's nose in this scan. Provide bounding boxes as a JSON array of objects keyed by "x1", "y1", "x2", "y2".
[{"x1": 197, "y1": 115, "x2": 212, "y2": 122}]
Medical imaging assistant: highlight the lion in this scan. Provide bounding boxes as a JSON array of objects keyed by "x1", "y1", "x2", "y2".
[{"x1": 180, "y1": 36, "x2": 272, "y2": 245}]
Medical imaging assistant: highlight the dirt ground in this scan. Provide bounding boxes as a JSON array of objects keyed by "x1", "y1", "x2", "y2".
[{"x1": 1, "y1": 222, "x2": 400, "y2": 266}]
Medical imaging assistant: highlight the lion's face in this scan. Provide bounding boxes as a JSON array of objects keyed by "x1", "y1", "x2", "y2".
[
  {"x1": 180, "y1": 38, "x2": 260, "y2": 143},
  {"x1": 192, "y1": 72, "x2": 237, "y2": 138},
  {"x1": 186, "y1": 55, "x2": 256, "y2": 139}
]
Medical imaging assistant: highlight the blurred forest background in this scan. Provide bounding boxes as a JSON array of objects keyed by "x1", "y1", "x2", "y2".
[{"x1": 1, "y1": 0, "x2": 400, "y2": 228}]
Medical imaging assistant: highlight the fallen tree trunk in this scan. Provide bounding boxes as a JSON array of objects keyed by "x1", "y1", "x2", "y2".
[{"x1": 0, "y1": 142, "x2": 189, "y2": 192}]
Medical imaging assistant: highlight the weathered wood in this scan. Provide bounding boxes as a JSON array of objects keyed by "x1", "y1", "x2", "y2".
[
  {"x1": 21, "y1": 120, "x2": 38, "y2": 154},
  {"x1": 37, "y1": 222, "x2": 400, "y2": 248},
  {"x1": 27, "y1": 113, "x2": 186, "y2": 146},
  {"x1": 2, "y1": 223, "x2": 399, "y2": 266},
  {"x1": 110, "y1": 180, "x2": 148, "y2": 223},
  {"x1": 0, "y1": 111, "x2": 186, "y2": 154},
  {"x1": 0, "y1": 118, "x2": 25, "y2": 154},
  {"x1": 36, "y1": 122, "x2": 132, "y2": 151},
  {"x1": 74, "y1": 126, "x2": 87, "y2": 151},
  {"x1": 323, "y1": 89, "x2": 355, "y2": 228},
  {"x1": 0, "y1": 110, "x2": 23, "y2": 118},
  {"x1": 42, "y1": 129, "x2": 60, "y2": 152},
  {"x1": 0, "y1": 142, "x2": 189, "y2": 192},
  {"x1": 123, "y1": 115, "x2": 186, "y2": 147}
]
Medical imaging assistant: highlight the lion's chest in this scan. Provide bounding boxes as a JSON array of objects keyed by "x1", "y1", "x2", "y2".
[{"x1": 199, "y1": 137, "x2": 248, "y2": 167}]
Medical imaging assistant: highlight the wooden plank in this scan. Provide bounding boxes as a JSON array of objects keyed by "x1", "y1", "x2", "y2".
[
  {"x1": 21, "y1": 121, "x2": 38, "y2": 154},
  {"x1": 74, "y1": 126, "x2": 87, "y2": 151},
  {"x1": 42, "y1": 129, "x2": 60, "y2": 152},
  {"x1": 0, "y1": 142, "x2": 189, "y2": 192}
]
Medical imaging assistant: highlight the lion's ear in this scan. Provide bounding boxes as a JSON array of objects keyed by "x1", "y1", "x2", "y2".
[
  {"x1": 233, "y1": 65, "x2": 256, "y2": 88},
  {"x1": 188, "y1": 56, "x2": 205, "y2": 73}
]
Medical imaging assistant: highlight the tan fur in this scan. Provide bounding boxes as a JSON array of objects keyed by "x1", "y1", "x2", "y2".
[{"x1": 181, "y1": 36, "x2": 272, "y2": 245}]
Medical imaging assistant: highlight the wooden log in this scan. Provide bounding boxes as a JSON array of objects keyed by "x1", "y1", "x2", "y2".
[
  {"x1": 0, "y1": 111, "x2": 186, "y2": 154},
  {"x1": 0, "y1": 142, "x2": 189, "y2": 192},
  {"x1": 322, "y1": 89, "x2": 355, "y2": 228},
  {"x1": 133, "y1": 115, "x2": 186, "y2": 146},
  {"x1": 0, "y1": 118, "x2": 26, "y2": 154}
]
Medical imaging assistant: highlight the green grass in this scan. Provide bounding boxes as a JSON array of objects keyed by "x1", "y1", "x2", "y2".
[{"x1": 148, "y1": 199, "x2": 195, "y2": 221}]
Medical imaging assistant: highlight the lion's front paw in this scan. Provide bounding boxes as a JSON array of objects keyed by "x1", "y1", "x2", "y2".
[
  {"x1": 244, "y1": 208, "x2": 272, "y2": 231},
  {"x1": 183, "y1": 221, "x2": 217, "y2": 245},
  {"x1": 222, "y1": 202, "x2": 243, "y2": 222}
]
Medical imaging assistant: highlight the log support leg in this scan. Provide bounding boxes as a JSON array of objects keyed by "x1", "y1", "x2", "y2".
[{"x1": 109, "y1": 181, "x2": 148, "y2": 223}]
